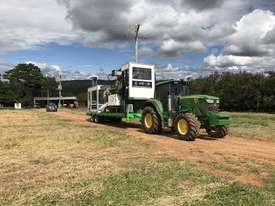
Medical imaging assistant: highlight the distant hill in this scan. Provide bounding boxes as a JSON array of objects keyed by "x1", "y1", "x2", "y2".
[
  {"x1": 61, "y1": 80, "x2": 93, "y2": 105},
  {"x1": 62, "y1": 79, "x2": 115, "y2": 105}
]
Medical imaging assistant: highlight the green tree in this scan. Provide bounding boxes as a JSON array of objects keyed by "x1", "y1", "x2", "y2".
[
  {"x1": 41, "y1": 76, "x2": 58, "y2": 97},
  {"x1": 191, "y1": 71, "x2": 275, "y2": 112},
  {"x1": 0, "y1": 81, "x2": 16, "y2": 104},
  {"x1": 4, "y1": 63, "x2": 44, "y2": 105}
]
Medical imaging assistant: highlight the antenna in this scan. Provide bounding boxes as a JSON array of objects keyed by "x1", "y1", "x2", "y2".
[{"x1": 134, "y1": 24, "x2": 140, "y2": 63}]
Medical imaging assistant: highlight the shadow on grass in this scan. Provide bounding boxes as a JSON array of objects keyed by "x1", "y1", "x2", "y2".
[{"x1": 87, "y1": 119, "x2": 219, "y2": 141}]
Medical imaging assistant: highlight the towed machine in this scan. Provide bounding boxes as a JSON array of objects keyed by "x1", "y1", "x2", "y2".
[{"x1": 87, "y1": 62, "x2": 230, "y2": 141}]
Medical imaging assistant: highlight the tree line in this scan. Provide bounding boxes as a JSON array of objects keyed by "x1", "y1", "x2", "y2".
[
  {"x1": 191, "y1": 72, "x2": 275, "y2": 112},
  {"x1": 1, "y1": 63, "x2": 275, "y2": 112},
  {"x1": 0, "y1": 63, "x2": 57, "y2": 106}
]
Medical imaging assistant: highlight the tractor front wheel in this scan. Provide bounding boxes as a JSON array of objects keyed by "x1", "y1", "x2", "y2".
[
  {"x1": 141, "y1": 106, "x2": 162, "y2": 134},
  {"x1": 174, "y1": 113, "x2": 200, "y2": 141},
  {"x1": 207, "y1": 126, "x2": 228, "y2": 138}
]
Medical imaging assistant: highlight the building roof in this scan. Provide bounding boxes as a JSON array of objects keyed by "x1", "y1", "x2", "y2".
[{"x1": 33, "y1": 96, "x2": 77, "y2": 101}]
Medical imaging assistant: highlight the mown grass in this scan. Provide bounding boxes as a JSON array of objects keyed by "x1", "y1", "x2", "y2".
[
  {"x1": 224, "y1": 112, "x2": 275, "y2": 140},
  {"x1": 23, "y1": 158, "x2": 275, "y2": 206},
  {"x1": 0, "y1": 109, "x2": 275, "y2": 205}
]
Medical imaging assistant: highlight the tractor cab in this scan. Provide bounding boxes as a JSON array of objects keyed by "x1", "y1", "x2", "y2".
[{"x1": 155, "y1": 80, "x2": 190, "y2": 112}]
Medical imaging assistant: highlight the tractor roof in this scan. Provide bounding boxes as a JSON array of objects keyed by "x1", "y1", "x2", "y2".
[
  {"x1": 180, "y1": 95, "x2": 219, "y2": 100},
  {"x1": 156, "y1": 80, "x2": 187, "y2": 86}
]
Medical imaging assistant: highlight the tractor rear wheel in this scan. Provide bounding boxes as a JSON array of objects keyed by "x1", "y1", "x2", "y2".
[
  {"x1": 174, "y1": 113, "x2": 200, "y2": 141},
  {"x1": 141, "y1": 106, "x2": 162, "y2": 134},
  {"x1": 207, "y1": 126, "x2": 228, "y2": 138}
]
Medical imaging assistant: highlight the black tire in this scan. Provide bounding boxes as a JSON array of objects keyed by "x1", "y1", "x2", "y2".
[
  {"x1": 110, "y1": 117, "x2": 122, "y2": 123},
  {"x1": 207, "y1": 126, "x2": 228, "y2": 138},
  {"x1": 141, "y1": 106, "x2": 162, "y2": 134},
  {"x1": 174, "y1": 113, "x2": 200, "y2": 141},
  {"x1": 94, "y1": 116, "x2": 102, "y2": 123},
  {"x1": 91, "y1": 116, "x2": 95, "y2": 122}
]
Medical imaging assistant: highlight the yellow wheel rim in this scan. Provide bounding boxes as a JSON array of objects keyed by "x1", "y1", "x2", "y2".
[
  {"x1": 144, "y1": 113, "x2": 153, "y2": 128},
  {"x1": 177, "y1": 119, "x2": 188, "y2": 135}
]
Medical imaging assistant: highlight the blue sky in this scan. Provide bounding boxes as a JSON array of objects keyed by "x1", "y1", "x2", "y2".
[
  {"x1": 4, "y1": 42, "x2": 207, "y2": 71},
  {"x1": 1, "y1": 0, "x2": 275, "y2": 80}
]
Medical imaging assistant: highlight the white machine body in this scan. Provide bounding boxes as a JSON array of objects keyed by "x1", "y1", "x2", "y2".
[
  {"x1": 108, "y1": 94, "x2": 121, "y2": 106},
  {"x1": 121, "y1": 62, "x2": 155, "y2": 100},
  {"x1": 88, "y1": 85, "x2": 106, "y2": 112},
  {"x1": 87, "y1": 62, "x2": 155, "y2": 113}
]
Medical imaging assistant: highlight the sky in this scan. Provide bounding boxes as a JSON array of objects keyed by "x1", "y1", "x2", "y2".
[{"x1": 0, "y1": 0, "x2": 275, "y2": 80}]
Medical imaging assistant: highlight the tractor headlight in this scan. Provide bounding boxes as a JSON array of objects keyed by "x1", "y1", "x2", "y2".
[{"x1": 204, "y1": 99, "x2": 220, "y2": 112}]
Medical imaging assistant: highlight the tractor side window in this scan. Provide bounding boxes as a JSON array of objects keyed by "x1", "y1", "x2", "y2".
[
  {"x1": 171, "y1": 84, "x2": 189, "y2": 96},
  {"x1": 132, "y1": 67, "x2": 151, "y2": 80}
]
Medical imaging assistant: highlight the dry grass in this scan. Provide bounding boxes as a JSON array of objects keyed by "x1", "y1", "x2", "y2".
[
  {"x1": 0, "y1": 109, "x2": 274, "y2": 205},
  {"x1": 0, "y1": 109, "x2": 156, "y2": 205}
]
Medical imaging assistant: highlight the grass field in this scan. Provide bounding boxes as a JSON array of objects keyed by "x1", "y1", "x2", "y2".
[
  {"x1": 0, "y1": 109, "x2": 275, "y2": 205},
  {"x1": 225, "y1": 112, "x2": 275, "y2": 141}
]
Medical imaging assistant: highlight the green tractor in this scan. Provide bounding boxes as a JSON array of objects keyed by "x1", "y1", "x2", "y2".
[{"x1": 87, "y1": 62, "x2": 230, "y2": 141}]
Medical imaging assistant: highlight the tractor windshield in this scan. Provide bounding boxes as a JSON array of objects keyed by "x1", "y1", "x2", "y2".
[
  {"x1": 201, "y1": 99, "x2": 220, "y2": 112},
  {"x1": 171, "y1": 83, "x2": 190, "y2": 96}
]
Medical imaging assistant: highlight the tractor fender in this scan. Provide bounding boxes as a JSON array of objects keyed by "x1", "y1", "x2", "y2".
[{"x1": 143, "y1": 99, "x2": 164, "y2": 127}]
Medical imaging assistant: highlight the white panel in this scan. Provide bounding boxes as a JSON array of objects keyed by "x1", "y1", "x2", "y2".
[
  {"x1": 128, "y1": 62, "x2": 155, "y2": 100},
  {"x1": 108, "y1": 94, "x2": 121, "y2": 106}
]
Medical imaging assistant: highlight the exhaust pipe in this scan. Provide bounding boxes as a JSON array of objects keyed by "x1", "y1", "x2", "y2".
[{"x1": 168, "y1": 94, "x2": 173, "y2": 127}]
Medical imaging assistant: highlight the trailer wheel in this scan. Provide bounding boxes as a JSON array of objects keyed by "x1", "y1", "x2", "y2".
[
  {"x1": 91, "y1": 116, "x2": 95, "y2": 122},
  {"x1": 174, "y1": 113, "x2": 200, "y2": 141},
  {"x1": 207, "y1": 126, "x2": 228, "y2": 138},
  {"x1": 94, "y1": 116, "x2": 102, "y2": 123},
  {"x1": 141, "y1": 106, "x2": 162, "y2": 134}
]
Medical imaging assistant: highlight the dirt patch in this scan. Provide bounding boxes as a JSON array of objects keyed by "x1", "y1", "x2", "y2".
[{"x1": 49, "y1": 110, "x2": 275, "y2": 186}]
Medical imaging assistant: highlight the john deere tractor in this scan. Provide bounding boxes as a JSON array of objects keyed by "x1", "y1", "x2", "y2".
[{"x1": 88, "y1": 62, "x2": 230, "y2": 141}]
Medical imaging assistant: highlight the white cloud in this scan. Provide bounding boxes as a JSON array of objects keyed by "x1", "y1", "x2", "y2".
[
  {"x1": 156, "y1": 64, "x2": 205, "y2": 80},
  {"x1": 26, "y1": 61, "x2": 63, "y2": 77},
  {"x1": 1, "y1": 1, "x2": 275, "y2": 78},
  {"x1": 0, "y1": 0, "x2": 79, "y2": 53},
  {"x1": 204, "y1": 9, "x2": 275, "y2": 73},
  {"x1": 58, "y1": 0, "x2": 250, "y2": 57},
  {"x1": 26, "y1": 61, "x2": 99, "y2": 80},
  {"x1": 224, "y1": 9, "x2": 275, "y2": 57},
  {"x1": 204, "y1": 55, "x2": 261, "y2": 67}
]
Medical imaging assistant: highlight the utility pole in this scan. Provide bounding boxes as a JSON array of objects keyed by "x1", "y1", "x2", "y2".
[
  {"x1": 134, "y1": 24, "x2": 140, "y2": 63},
  {"x1": 58, "y1": 74, "x2": 62, "y2": 108},
  {"x1": 45, "y1": 74, "x2": 49, "y2": 105}
]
